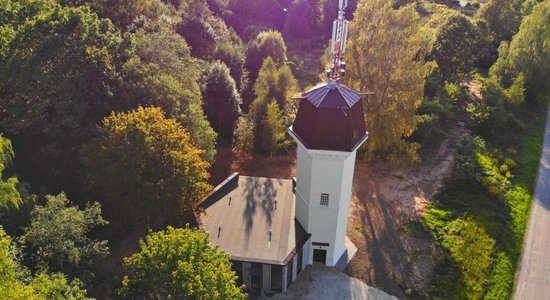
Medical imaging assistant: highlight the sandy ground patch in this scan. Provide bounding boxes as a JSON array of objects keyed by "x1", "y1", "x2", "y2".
[{"x1": 346, "y1": 126, "x2": 469, "y2": 298}]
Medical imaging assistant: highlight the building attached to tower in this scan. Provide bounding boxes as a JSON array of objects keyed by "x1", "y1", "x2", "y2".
[{"x1": 194, "y1": 81, "x2": 368, "y2": 295}]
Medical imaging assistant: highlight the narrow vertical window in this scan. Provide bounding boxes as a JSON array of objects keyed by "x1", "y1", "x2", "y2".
[{"x1": 320, "y1": 193, "x2": 329, "y2": 207}]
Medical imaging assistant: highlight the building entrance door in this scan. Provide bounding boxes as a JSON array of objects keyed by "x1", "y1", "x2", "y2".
[{"x1": 313, "y1": 249, "x2": 327, "y2": 265}]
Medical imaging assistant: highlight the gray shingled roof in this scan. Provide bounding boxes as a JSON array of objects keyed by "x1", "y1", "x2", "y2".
[{"x1": 196, "y1": 174, "x2": 309, "y2": 265}]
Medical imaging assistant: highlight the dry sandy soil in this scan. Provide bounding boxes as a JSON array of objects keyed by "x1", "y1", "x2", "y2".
[
  {"x1": 210, "y1": 126, "x2": 467, "y2": 299},
  {"x1": 346, "y1": 126, "x2": 468, "y2": 299}
]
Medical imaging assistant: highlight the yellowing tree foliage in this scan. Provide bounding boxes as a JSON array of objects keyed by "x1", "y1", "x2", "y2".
[
  {"x1": 262, "y1": 100, "x2": 286, "y2": 156},
  {"x1": 345, "y1": 0, "x2": 431, "y2": 162},
  {"x1": 81, "y1": 107, "x2": 210, "y2": 231},
  {"x1": 0, "y1": 134, "x2": 21, "y2": 209}
]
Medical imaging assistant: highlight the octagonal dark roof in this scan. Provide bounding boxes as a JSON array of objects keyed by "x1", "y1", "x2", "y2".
[
  {"x1": 290, "y1": 81, "x2": 368, "y2": 152},
  {"x1": 302, "y1": 82, "x2": 362, "y2": 108}
]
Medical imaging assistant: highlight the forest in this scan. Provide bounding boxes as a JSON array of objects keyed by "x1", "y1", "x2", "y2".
[{"x1": 1, "y1": 0, "x2": 550, "y2": 299}]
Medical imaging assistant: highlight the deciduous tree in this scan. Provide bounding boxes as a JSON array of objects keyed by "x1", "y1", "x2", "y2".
[
  {"x1": 345, "y1": 0, "x2": 431, "y2": 162},
  {"x1": 490, "y1": 1, "x2": 550, "y2": 100},
  {"x1": 0, "y1": 227, "x2": 91, "y2": 300},
  {"x1": 476, "y1": 0, "x2": 521, "y2": 44},
  {"x1": 0, "y1": 2, "x2": 133, "y2": 192},
  {"x1": 0, "y1": 135, "x2": 21, "y2": 210},
  {"x1": 431, "y1": 14, "x2": 479, "y2": 81},
  {"x1": 245, "y1": 30, "x2": 287, "y2": 83},
  {"x1": 124, "y1": 29, "x2": 218, "y2": 162},
  {"x1": 118, "y1": 226, "x2": 246, "y2": 300},
  {"x1": 261, "y1": 100, "x2": 286, "y2": 156},
  {"x1": 201, "y1": 61, "x2": 242, "y2": 144},
  {"x1": 81, "y1": 107, "x2": 210, "y2": 232},
  {"x1": 20, "y1": 193, "x2": 108, "y2": 274}
]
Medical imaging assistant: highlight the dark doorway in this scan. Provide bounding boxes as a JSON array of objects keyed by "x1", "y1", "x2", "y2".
[
  {"x1": 313, "y1": 249, "x2": 327, "y2": 264},
  {"x1": 251, "y1": 263, "x2": 262, "y2": 290},
  {"x1": 271, "y1": 265, "x2": 283, "y2": 291},
  {"x1": 231, "y1": 261, "x2": 243, "y2": 286}
]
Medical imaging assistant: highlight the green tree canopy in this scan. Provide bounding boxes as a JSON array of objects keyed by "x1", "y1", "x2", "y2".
[
  {"x1": 245, "y1": 30, "x2": 288, "y2": 83},
  {"x1": 0, "y1": 134, "x2": 21, "y2": 210},
  {"x1": 261, "y1": 100, "x2": 286, "y2": 156},
  {"x1": 476, "y1": 0, "x2": 521, "y2": 44},
  {"x1": 490, "y1": 1, "x2": 550, "y2": 100},
  {"x1": 124, "y1": 28, "x2": 218, "y2": 162},
  {"x1": 213, "y1": 29, "x2": 249, "y2": 92},
  {"x1": 118, "y1": 226, "x2": 246, "y2": 300},
  {"x1": 242, "y1": 56, "x2": 298, "y2": 153},
  {"x1": 252, "y1": 57, "x2": 298, "y2": 117},
  {"x1": 431, "y1": 14, "x2": 479, "y2": 81},
  {"x1": 90, "y1": 0, "x2": 170, "y2": 31},
  {"x1": 0, "y1": 227, "x2": 91, "y2": 300},
  {"x1": 0, "y1": 1, "x2": 133, "y2": 192},
  {"x1": 201, "y1": 61, "x2": 242, "y2": 144},
  {"x1": 81, "y1": 107, "x2": 211, "y2": 232},
  {"x1": 345, "y1": 0, "x2": 431, "y2": 162},
  {"x1": 20, "y1": 193, "x2": 108, "y2": 274}
]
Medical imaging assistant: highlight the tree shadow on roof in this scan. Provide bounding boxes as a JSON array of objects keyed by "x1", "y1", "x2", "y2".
[{"x1": 242, "y1": 177, "x2": 279, "y2": 237}]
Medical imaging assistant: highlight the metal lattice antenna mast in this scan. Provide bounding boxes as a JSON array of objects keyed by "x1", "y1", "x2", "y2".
[{"x1": 326, "y1": 0, "x2": 349, "y2": 82}]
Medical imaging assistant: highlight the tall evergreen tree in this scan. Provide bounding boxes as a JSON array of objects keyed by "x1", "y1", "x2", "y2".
[{"x1": 201, "y1": 61, "x2": 242, "y2": 144}]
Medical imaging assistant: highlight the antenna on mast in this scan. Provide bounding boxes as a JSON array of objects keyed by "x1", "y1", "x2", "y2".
[{"x1": 326, "y1": 0, "x2": 349, "y2": 82}]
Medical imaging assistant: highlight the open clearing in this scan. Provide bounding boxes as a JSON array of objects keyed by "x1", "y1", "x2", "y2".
[{"x1": 210, "y1": 125, "x2": 467, "y2": 298}]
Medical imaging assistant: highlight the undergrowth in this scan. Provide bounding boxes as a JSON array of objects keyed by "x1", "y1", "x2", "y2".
[{"x1": 423, "y1": 106, "x2": 547, "y2": 299}]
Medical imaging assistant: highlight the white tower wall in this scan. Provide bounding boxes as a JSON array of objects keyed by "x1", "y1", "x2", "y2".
[{"x1": 293, "y1": 140, "x2": 359, "y2": 266}]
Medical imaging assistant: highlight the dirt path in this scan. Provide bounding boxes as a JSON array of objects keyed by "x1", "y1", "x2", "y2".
[{"x1": 346, "y1": 126, "x2": 468, "y2": 298}]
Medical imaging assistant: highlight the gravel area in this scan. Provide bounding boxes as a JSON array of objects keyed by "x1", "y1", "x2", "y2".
[{"x1": 260, "y1": 265, "x2": 398, "y2": 300}]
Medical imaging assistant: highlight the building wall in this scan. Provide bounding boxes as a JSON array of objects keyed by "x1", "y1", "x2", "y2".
[
  {"x1": 282, "y1": 265, "x2": 288, "y2": 293},
  {"x1": 232, "y1": 257, "x2": 301, "y2": 295},
  {"x1": 302, "y1": 238, "x2": 312, "y2": 268},
  {"x1": 294, "y1": 141, "x2": 358, "y2": 266}
]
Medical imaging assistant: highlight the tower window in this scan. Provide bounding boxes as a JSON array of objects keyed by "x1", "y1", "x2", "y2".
[{"x1": 320, "y1": 193, "x2": 329, "y2": 207}]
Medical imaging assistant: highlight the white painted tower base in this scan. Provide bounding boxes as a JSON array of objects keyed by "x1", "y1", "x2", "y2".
[{"x1": 290, "y1": 132, "x2": 363, "y2": 267}]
